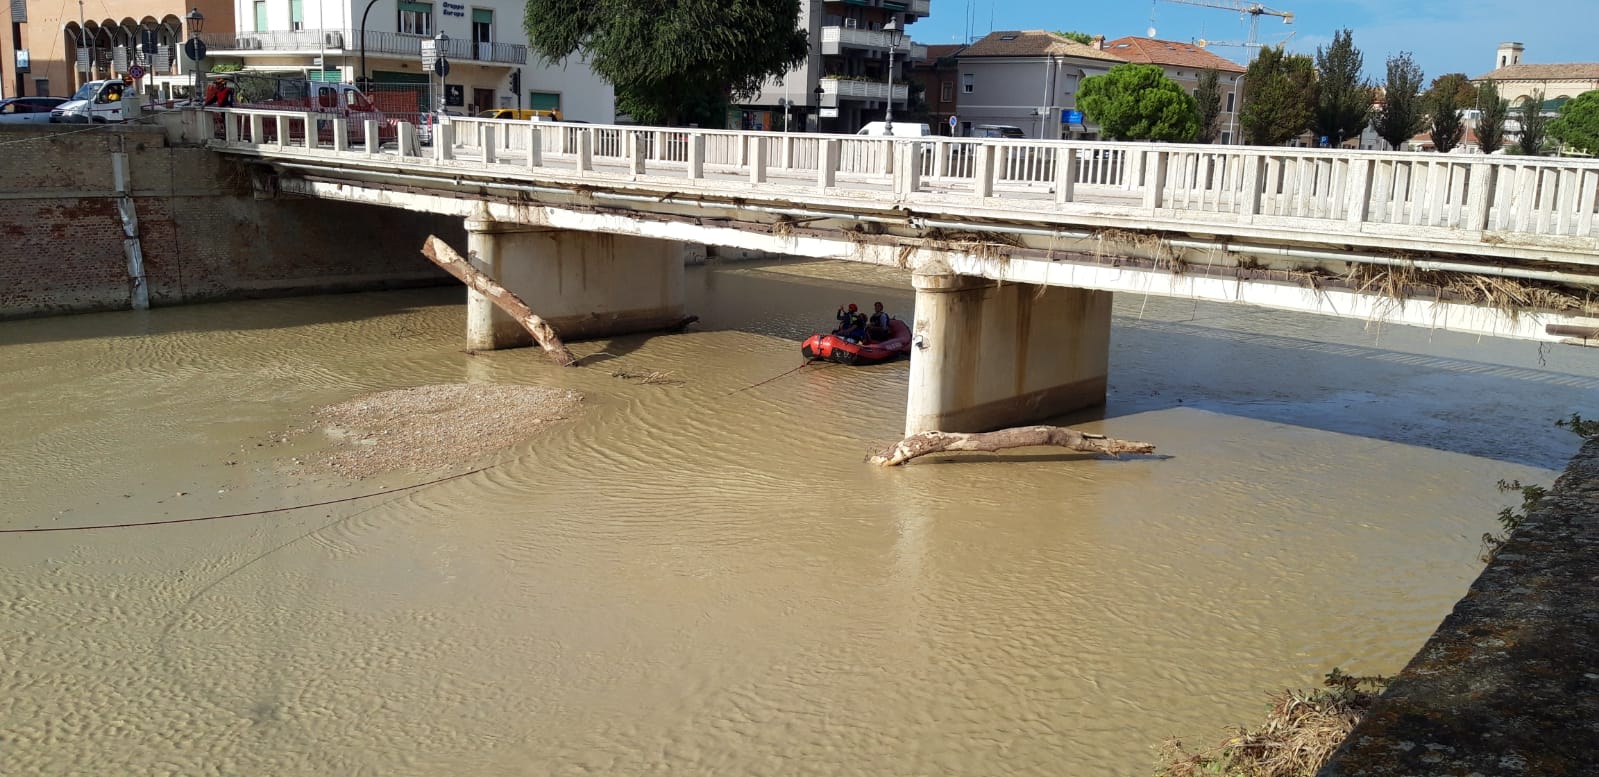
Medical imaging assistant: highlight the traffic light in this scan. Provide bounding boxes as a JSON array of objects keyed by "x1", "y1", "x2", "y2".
[{"x1": 509, "y1": 69, "x2": 521, "y2": 97}]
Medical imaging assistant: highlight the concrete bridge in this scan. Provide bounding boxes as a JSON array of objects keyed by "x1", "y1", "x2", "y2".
[{"x1": 188, "y1": 109, "x2": 1599, "y2": 435}]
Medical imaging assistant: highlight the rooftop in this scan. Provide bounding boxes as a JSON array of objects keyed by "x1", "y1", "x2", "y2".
[
  {"x1": 1476, "y1": 62, "x2": 1599, "y2": 82},
  {"x1": 1100, "y1": 36, "x2": 1247, "y2": 73},
  {"x1": 957, "y1": 30, "x2": 1124, "y2": 62}
]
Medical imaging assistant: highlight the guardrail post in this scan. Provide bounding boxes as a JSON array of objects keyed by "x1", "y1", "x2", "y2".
[
  {"x1": 224, "y1": 112, "x2": 241, "y2": 144},
  {"x1": 882, "y1": 138, "x2": 895, "y2": 175},
  {"x1": 1125, "y1": 148, "x2": 1145, "y2": 192},
  {"x1": 363, "y1": 119, "x2": 379, "y2": 155},
  {"x1": 332, "y1": 117, "x2": 349, "y2": 150},
  {"x1": 435, "y1": 121, "x2": 455, "y2": 161},
  {"x1": 974, "y1": 144, "x2": 995, "y2": 199},
  {"x1": 1346, "y1": 158, "x2": 1375, "y2": 226},
  {"x1": 818, "y1": 138, "x2": 839, "y2": 192},
  {"x1": 302, "y1": 113, "x2": 316, "y2": 149},
  {"x1": 1141, "y1": 150, "x2": 1169, "y2": 210},
  {"x1": 482, "y1": 124, "x2": 497, "y2": 164},
  {"x1": 248, "y1": 114, "x2": 264, "y2": 145},
  {"x1": 1240, "y1": 155, "x2": 1264, "y2": 223},
  {"x1": 527, "y1": 124, "x2": 542, "y2": 169},
  {"x1": 932, "y1": 139, "x2": 947, "y2": 178},
  {"x1": 895, "y1": 141, "x2": 922, "y2": 196},
  {"x1": 780, "y1": 135, "x2": 793, "y2": 170},
  {"x1": 749, "y1": 136, "x2": 768, "y2": 184},
  {"x1": 273, "y1": 115, "x2": 287, "y2": 149},
  {"x1": 688, "y1": 134, "x2": 705, "y2": 180},
  {"x1": 1055, "y1": 148, "x2": 1077, "y2": 205},
  {"x1": 628, "y1": 132, "x2": 646, "y2": 175},
  {"x1": 576, "y1": 130, "x2": 593, "y2": 174},
  {"x1": 1464, "y1": 161, "x2": 1497, "y2": 231}
]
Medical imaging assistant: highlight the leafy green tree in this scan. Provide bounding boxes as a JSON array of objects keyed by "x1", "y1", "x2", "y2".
[
  {"x1": 1194, "y1": 68, "x2": 1223, "y2": 143},
  {"x1": 1429, "y1": 87, "x2": 1465, "y2": 152},
  {"x1": 1312, "y1": 29, "x2": 1370, "y2": 147},
  {"x1": 523, "y1": 0, "x2": 809, "y2": 126},
  {"x1": 1370, "y1": 51, "x2": 1426, "y2": 150},
  {"x1": 1425, "y1": 72, "x2": 1477, "y2": 110},
  {"x1": 1240, "y1": 46, "x2": 1316, "y2": 145},
  {"x1": 1515, "y1": 88, "x2": 1550, "y2": 155},
  {"x1": 1078, "y1": 63, "x2": 1200, "y2": 141},
  {"x1": 1548, "y1": 90, "x2": 1599, "y2": 155},
  {"x1": 1053, "y1": 30, "x2": 1095, "y2": 45},
  {"x1": 1476, "y1": 80, "x2": 1510, "y2": 153}
]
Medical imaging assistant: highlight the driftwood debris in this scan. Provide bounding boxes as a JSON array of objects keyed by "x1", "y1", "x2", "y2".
[
  {"x1": 869, "y1": 425, "x2": 1156, "y2": 467},
  {"x1": 422, "y1": 235, "x2": 578, "y2": 367}
]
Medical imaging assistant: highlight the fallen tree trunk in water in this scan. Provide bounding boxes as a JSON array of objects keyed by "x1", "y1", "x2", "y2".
[
  {"x1": 869, "y1": 426, "x2": 1156, "y2": 467},
  {"x1": 422, "y1": 235, "x2": 578, "y2": 367}
]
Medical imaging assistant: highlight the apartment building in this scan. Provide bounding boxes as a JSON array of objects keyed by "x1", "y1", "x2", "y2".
[
  {"x1": 738, "y1": 0, "x2": 931, "y2": 133},
  {"x1": 198, "y1": 0, "x2": 612, "y2": 120},
  {"x1": 953, "y1": 30, "x2": 1123, "y2": 139}
]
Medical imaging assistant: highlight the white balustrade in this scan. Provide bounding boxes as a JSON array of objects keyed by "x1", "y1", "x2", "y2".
[{"x1": 202, "y1": 108, "x2": 1599, "y2": 243}]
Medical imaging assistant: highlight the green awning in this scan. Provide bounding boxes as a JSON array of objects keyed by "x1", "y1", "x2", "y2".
[
  {"x1": 472, "y1": 8, "x2": 492, "y2": 23},
  {"x1": 307, "y1": 68, "x2": 340, "y2": 82}
]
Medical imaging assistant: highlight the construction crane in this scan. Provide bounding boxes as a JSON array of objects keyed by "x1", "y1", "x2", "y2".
[
  {"x1": 1157, "y1": 0, "x2": 1294, "y2": 57},
  {"x1": 1195, "y1": 30, "x2": 1296, "y2": 57}
]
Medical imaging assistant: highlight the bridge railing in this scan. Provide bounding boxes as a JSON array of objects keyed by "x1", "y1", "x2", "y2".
[{"x1": 207, "y1": 109, "x2": 1599, "y2": 241}]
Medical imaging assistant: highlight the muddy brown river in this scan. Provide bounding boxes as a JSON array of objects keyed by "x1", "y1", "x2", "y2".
[{"x1": 4, "y1": 259, "x2": 1597, "y2": 775}]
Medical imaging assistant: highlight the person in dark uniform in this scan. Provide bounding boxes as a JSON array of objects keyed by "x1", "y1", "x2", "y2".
[{"x1": 865, "y1": 301, "x2": 891, "y2": 341}]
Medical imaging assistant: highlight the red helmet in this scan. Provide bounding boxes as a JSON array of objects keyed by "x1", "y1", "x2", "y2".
[{"x1": 847, "y1": 304, "x2": 858, "y2": 312}]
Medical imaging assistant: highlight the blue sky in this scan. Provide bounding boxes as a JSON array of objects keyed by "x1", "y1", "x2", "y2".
[{"x1": 912, "y1": 0, "x2": 1594, "y2": 80}]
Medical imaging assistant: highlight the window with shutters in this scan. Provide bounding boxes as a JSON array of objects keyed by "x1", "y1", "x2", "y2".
[
  {"x1": 398, "y1": 2, "x2": 433, "y2": 36},
  {"x1": 291, "y1": 0, "x2": 303, "y2": 30},
  {"x1": 940, "y1": 81, "x2": 953, "y2": 103},
  {"x1": 253, "y1": 0, "x2": 267, "y2": 31}
]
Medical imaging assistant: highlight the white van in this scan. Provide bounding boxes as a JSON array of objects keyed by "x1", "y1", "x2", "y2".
[
  {"x1": 856, "y1": 121, "x2": 932, "y2": 137},
  {"x1": 50, "y1": 80, "x2": 131, "y2": 123}
]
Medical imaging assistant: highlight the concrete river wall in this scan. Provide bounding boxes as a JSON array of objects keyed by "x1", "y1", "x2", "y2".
[{"x1": 0, "y1": 124, "x2": 461, "y2": 320}]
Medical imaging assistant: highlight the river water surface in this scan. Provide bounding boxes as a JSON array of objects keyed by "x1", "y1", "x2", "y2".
[{"x1": 4, "y1": 260, "x2": 1597, "y2": 775}]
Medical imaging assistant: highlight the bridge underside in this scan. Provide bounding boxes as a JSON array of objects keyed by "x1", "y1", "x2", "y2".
[{"x1": 265, "y1": 170, "x2": 1599, "y2": 435}]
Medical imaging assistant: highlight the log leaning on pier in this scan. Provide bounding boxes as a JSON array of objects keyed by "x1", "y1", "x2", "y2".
[
  {"x1": 422, "y1": 235, "x2": 578, "y2": 367},
  {"x1": 869, "y1": 426, "x2": 1156, "y2": 467}
]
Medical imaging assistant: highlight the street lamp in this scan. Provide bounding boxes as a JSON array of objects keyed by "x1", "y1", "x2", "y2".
[
  {"x1": 883, "y1": 16, "x2": 902, "y2": 124},
  {"x1": 434, "y1": 31, "x2": 449, "y2": 117},
  {"x1": 185, "y1": 8, "x2": 204, "y2": 99},
  {"x1": 358, "y1": 0, "x2": 382, "y2": 89},
  {"x1": 813, "y1": 84, "x2": 825, "y2": 132}
]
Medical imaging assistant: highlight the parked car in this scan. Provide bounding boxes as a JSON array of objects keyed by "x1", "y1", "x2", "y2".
[
  {"x1": 857, "y1": 121, "x2": 932, "y2": 137},
  {"x1": 0, "y1": 97, "x2": 68, "y2": 124},
  {"x1": 972, "y1": 124, "x2": 1026, "y2": 139}
]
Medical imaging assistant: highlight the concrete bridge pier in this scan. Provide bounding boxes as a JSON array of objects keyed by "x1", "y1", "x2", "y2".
[
  {"x1": 463, "y1": 218, "x2": 686, "y2": 349},
  {"x1": 905, "y1": 273, "x2": 1112, "y2": 436}
]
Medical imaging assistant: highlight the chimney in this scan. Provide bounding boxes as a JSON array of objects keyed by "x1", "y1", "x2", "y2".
[{"x1": 1091, "y1": 35, "x2": 1105, "y2": 50}]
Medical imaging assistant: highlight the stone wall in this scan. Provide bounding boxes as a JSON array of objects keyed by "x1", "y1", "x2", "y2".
[
  {"x1": 0, "y1": 124, "x2": 460, "y2": 319},
  {"x1": 1319, "y1": 436, "x2": 1599, "y2": 776}
]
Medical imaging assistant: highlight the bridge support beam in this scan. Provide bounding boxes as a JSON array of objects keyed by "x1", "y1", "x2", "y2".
[
  {"x1": 464, "y1": 219, "x2": 685, "y2": 350},
  {"x1": 905, "y1": 273, "x2": 1111, "y2": 436}
]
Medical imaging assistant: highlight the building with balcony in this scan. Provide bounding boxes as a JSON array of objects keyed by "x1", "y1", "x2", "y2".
[
  {"x1": 736, "y1": 0, "x2": 931, "y2": 134},
  {"x1": 954, "y1": 30, "x2": 1124, "y2": 139},
  {"x1": 200, "y1": 0, "x2": 612, "y2": 121},
  {"x1": 1098, "y1": 36, "x2": 1246, "y2": 144},
  {"x1": 0, "y1": 0, "x2": 233, "y2": 98}
]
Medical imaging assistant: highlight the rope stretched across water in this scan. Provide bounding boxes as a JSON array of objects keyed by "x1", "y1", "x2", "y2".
[{"x1": 0, "y1": 466, "x2": 489, "y2": 535}]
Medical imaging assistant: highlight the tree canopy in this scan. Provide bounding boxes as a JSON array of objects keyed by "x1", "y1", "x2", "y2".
[
  {"x1": 1078, "y1": 63, "x2": 1199, "y2": 142},
  {"x1": 1371, "y1": 51, "x2": 1426, "y2": 150},
  {"x1": 1476, "y1": 80, "x2": 1510, "y2": 154},
  {"x1": 1548, "y1": 90, "x2": 1599, "y2": 156},
  {"x1": 1425, "y1": 73, "x2": 1477, "y2": 111},
  {"x1": 1429, "y1": 87, "x2": 1465, "y2": 153},
  {"x1": 1311, "y1": 29, "x2": 1370, "y2": 146},
  {"x1": 523, "y1": 0, "x2": 809, "y2": 126},
  {"x1": 1515, "y1": 88, "x2": 1550, "y2": 155},
  {"x1": 1240, "y1": 46, "x2": 1316, "y2": 145},
  {"x1": 1194, "y1": 69, "x2": 1223, "y2": 143}
]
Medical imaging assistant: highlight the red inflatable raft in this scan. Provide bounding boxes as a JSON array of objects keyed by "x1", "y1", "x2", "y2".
[{"x1": 801, "y1": 318, "x2": 913, "y2": 365}]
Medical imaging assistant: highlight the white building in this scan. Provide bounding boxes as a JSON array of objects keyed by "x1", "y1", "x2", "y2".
[{"x1": 200, "y1": 0, "x2": 613, "y2": 121}]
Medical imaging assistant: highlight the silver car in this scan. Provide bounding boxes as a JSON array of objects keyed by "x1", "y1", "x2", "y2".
[{"x1": 0, "y1": 97, "x2": 68, "y2": 124}]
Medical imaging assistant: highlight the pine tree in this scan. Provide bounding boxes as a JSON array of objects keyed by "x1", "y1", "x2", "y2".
[
  {"x1": 1429, "y1": 88, "x2": 1465, "y2": 152},
  {"x1": 1311, "y1": 29, "x2": 1369, "y2": 147},
  {"x1": 1476, "y1": 80, "x2": 1510, "y2": 154},
  {"x1": 1516, "y1": 88, "x2": 1550, "y2": 155},
  {"x1": 1240, "y1": 46, "x2": 1316, "y2": 145},
  {"x1": 1194, "y1": 69, "x2": 1223, "y2": 143},
  {"x1": 1371, "y1": 52, "x2": 1426, "y2": 150}
]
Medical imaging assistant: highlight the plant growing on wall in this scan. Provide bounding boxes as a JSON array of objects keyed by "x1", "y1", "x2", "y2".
[
  {"x1": 1079, "y1": 63, "x2": 1199, "y2": 142},
  {"x1": 523, "y1": 0, "x2": 809, "y2": 126},
  {"x1": 1239, "y1": 46, "x2": 1315, "y2": 145},
  {"x1": 1548, "y1": 90, "x2": 1599, "y2": 156}
]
